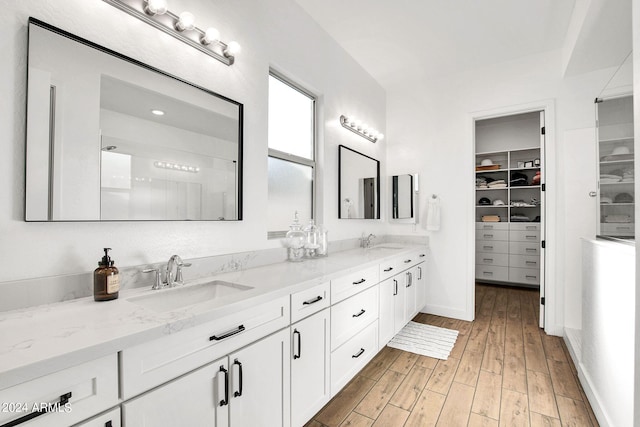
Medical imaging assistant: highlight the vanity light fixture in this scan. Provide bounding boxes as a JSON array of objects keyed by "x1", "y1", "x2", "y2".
[
  {"x1": 154, "y1": 161, "x2": 200, "y2": 173},
  {"x1": 340, "y1": 115, "x2": 383, "y2": 143},
  {"x1": 102, "y1": 0, "x2": 241, "y2": 66}
]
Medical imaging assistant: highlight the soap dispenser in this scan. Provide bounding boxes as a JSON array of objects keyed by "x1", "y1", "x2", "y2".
[{"x1": 94, "y1": 248, "x2": 120, "y2": 301}]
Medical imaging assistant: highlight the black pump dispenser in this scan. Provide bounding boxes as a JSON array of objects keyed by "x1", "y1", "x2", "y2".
[{"x1": 100, "y1": 248, "x2": 113, "y2": 267}]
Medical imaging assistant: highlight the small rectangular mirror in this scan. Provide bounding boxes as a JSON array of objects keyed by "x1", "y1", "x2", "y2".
[
  {"x1": 391, "y1": 173, "x2": 418, "y2": 223},
  {"x1": 25, "y1": 18, "x2": 243, "y2": 221},
  {"x1": 338, "y1": 145, "x2": 380, "y2": 219}
]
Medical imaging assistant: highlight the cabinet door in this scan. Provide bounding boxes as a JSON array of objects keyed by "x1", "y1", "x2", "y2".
[
  {"x1": 74, "y1": 407, "x2": 120, "y2": 427},
  {"x1": 291, "y1": 309, "x2": 330, "y2": 427},
  {"x1": 229, "y1": 329, "x2": 291, "y2": 427},
  {"x1": 404, "y1": 269, "x2": 417, "y2": 322},
  {"x1": 378, "y1": 278, "x2": 396, "y2": 346},
  {"x1": 393, "y1": 274, "x2": 406, "y2": 335},
  {"x1": 415, "y1": 263, "x2": 426, "y2": 314},
  {"x1": 123, "y1": 357, "x2": 229, "y2": 427}
]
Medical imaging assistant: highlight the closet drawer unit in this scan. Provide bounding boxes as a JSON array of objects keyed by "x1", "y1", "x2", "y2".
[
  {"x1": 510, "y1": 230, "x2": 540, "y2": 242},
  {"x1": 475, "y1": 229, "x2": 508, "y2": 241},
  {"x1": 475, "y1": 265, "x2": 508, "y2": 282},
  {"x1": 121, "y1": 295, "x2": 289, "y2": 399},
  {"x1": 509, "y1": 241, "x2": 541, "y2": 256},
  {"x1": 476, "y1": 222, "x2": 509, "y2": 230},
  {"x1": 0, "y1": 355, "x2": 118, "y2": 427},
  {"x1": 509, "y1": 254, "x2": 540, "y2": 269},
  {"x1": 475, "y1": 240, "x2": 509, "y2": 254},
  {"x1": 331, "y1": 265, "x2": 379, "y2": 304},
  {"x1": 476, "y1": 252, "x2": 509, "y2": 267},
  {"x1": 291, "y1": 281, "x2": 330, "y2": 323},
  {"x1": 509, "y1": 223, "x2": 540, "y2": 231},
  {"x1": 379, "y1": 258, "x2": 401, "y2": 281},
  {"x1": 509, "y1": 267, "x2": 540, "y2": 285},
  {"x1": 331, "y1": 321, "x2": 378, "y2": 393},
  {"x1": 331, "y1": 285, "x2": 379, "y2": 351},
  {"x1": 601, "y1": 223, "x2": 635, "y2": 235}
]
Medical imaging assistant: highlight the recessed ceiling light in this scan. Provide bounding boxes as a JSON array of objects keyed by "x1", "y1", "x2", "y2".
[{"x1": 151, "y1": 109, "x2": 165, "y2": 116}]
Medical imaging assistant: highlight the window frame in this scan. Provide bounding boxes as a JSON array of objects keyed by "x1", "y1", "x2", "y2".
[{"x1": 267, "y1": 70, "x2": 317, "y2": 238}]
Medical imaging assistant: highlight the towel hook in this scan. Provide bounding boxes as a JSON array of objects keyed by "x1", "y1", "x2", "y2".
[{"x1": 432, "y1": 194, "x2": 438, "y2": 199}]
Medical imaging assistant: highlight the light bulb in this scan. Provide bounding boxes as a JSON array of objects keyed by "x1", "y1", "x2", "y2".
[
  {"x1": 224, "y1": 41, "x2": 241, "y2": 57},
  {"x1": 175, "y1": 11, "x2": 195, "y2": 31},
  {"x1": 201, "y1": 27, "x2": 220, "y2": 45},
  {"x1": 145, "y1": 0, "x2": 167, "y2": 15},
  {"x1": 349, "y1": 117, "x2": 357, "y2": 127},
  {"x1": 377, "y1": 133, "x2": 384, "y2": 140},
  {"x1": 361, "y1": 123, "x2": 369, "y2": 133}
]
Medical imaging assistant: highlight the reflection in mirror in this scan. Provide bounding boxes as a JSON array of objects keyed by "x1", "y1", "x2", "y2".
[
  {"x1": 392, "y1": 174, "x2": 417, "y2": 221},
  {"x1": 338, "y1": 145, "x2": 380, "y2": 219},
  {"x1": 25, "y1": 19, "x2": 243, "y2": 221}
]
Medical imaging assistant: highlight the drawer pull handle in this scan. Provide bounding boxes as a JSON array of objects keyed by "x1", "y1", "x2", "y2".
[
  {"x1": 483, "y1": 271, "x2": 493, "y2": 276},
  {"x1": 418, "y1": 266, "x2": 422, "y2": 280},
  {"x1": 406, "y1": 272, "x2": 413, "y2": 287},
  {"x1": 293, "y1": 329, "x2": 302, "y2": 359},
  {"x1": 525, "y1": 261, "x2": 537, "y2": 266},
  {"x1": 483, "y1": 258, "x2": 493, "y2": 263},
  {"x1": 393, "y1": 279, "x2": 398, "y2": 296},
  {"x1": 483, "y1": 225, "x2": 493, "y2": 229},
  {"x1": 1, "y1": 392, "x2": 72, "y2": 427},
  {"x1": 383, "y1": 267, "x2": 394, "y2": 272},
  {"x1": 353, "y1": 278, "x2": 366, "y2": 285},
  {"x1": 233, "y1": 359, "x2": 243, "y2": 397},
  {"x1": 303, "y1": 296, "x2": 323, "y2": 305},
  {"x1": 419, "y1": 254, "x2": 425, "y2": 257},
  {"x1": 219, "y1": 365, "x2": 229, "y2": 406},
  {"x1": 353, "y1": 309, "x2": 366, "y2": 318},
  {"x1": 404, "y1": 259, "x2": 412, "y2": 264},
  {"x1": 483, "y1": 234, "x2": 493, "y2": 238},
  {"x1": 352, "y1": 348, "x2": 365, "y2": 358},
  {"x1": 525, "y1": 248, "x2": 536, "y2": 252},
  {"x1": 526, "y1": 275, "x2": 537, "y2": 280},
  {"x1": 617, "y1": 226, "x2": 631, "y2": 230},
  {"x1": 526, "y1": 226, "x2": 536, "y2": 230},
  {"x1": 483, "y1": 245, "x2": 494, "y2": 250},
  {"x1": 210, "y1": 325, "x2": 245, "y2": 341},
  {"x1": 526, "y1": 235, "x2": 537, "y2": 239}
]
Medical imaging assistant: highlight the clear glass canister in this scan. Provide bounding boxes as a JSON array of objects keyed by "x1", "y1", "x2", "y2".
[
  {"x1": 315, "y1": 226, "x2": 329, "y2": 257},
  {"x1": 285, "y1": 212, "x2": 305, "y2": 262},
  {"x1": 303, "y1": 219, "x2": 319, "y2": 258}
]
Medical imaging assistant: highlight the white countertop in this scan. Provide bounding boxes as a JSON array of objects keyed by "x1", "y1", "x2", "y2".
[{"x1": 0, "y1": 244, "x2": 426, "y2": 390}]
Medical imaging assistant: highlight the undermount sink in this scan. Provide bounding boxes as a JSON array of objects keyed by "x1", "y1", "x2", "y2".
[
  {"x1": 366, "y1": 245, "x2": 404, "y2": 251},
  {"x1": 128, "y1": 280, "x2": 253, "y2": 312}
]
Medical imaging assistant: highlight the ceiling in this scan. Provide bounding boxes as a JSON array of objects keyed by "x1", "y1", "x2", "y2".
[{"x1": 293, "y1": 0, "x2": 609, "y2": 88}]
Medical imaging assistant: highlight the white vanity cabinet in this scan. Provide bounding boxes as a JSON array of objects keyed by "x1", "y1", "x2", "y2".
[
  {"x1": 0, "y1": 355, "x2": 118, "y2": 427},
  {"x1": 74, "y1": 407, "x2": 120, "y2": 427},
  {"x1": 123, "y1": 328, "x2": 290, "y2": 427},
  {"x1": 290, "y1": 308, "x2": 330, "y2": 427}
]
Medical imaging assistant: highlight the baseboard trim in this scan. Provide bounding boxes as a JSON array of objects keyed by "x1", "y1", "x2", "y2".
[{"x1": 421, "y1": 304, "x2": 472, "y2": 321}]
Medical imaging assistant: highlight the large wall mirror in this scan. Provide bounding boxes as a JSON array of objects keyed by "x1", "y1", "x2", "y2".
[
  {"x1": 338, "y1": 145, "x2": 380, "y2": 219},
  {"x1": 25, "y1": 18, "x2": 243, "y2": 221}
]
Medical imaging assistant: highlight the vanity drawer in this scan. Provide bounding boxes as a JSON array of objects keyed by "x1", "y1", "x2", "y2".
[
  {"x1": 509, "y1": 241, "x2": 540, "y2": 256},
  {"x1": 476, "y1": 222, "x2": 509, "y2": 230},
  {"x1": 379, "y1": 258, "x2": 401, "y2": 281},
  {"x1": 475, "y1": 265, "x2": 508, "y2": 282},
  {"x1": 331, "y1": 285, "x2": 379, "y2": 351},
  {"x1": 509, "y1": 223, "x2": 540, "y2": 231},
  {"x1": 75, "y1": 407, "x2": 121, "y2": 427},
  {"x1": 398, "y1": 252, "x2": 422, "y2": 270},
  {"x1": 475, "y1": 240, "x2": 509, "y2": 254},
  {"x1": 121, "y1": 295, "x2": 289, "y2": 399},
  {"x1": 475, "y1": 229, "x2": 508, "y2": 241},
  {"x1": 331, "y1": 320, "x2": 378, "y2": 394},
  {"x1": 476, "y1": 252, "x2": 509, "y2": 267},
  {"x1": 509, "y1": 267, "x2": 540, "y2": 285},
  {"x1": 509, "y1": 254, "x2": 540, "y2": 269},
  {"x1": 0, "y1": 355, "x2": 118, "y2": 427},
  {"x1": 291, "y1": 281, "x2": 330, "y2": 323},
  {"x1": 510, "y1": 230, "x2": 540, "y2": 242},
  {"x1": 331, "y1": 265, "x2": 379, "y2": 304}
]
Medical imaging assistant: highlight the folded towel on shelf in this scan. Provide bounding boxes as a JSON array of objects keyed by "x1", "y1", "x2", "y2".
[
  {"x1": 481, "y1": 215, "x2": 501, "y2": 222},
  {"x1": 510, "y1": 214, "x2": 531, "y2": 222},
  {"x1": 604, "y1": 215, "x2": 632, "y2": 223}
]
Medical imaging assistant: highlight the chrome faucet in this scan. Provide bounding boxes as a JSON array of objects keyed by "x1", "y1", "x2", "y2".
[
  {"x1": 361, "y1": 233, "x2": 376, "y2": 248},
  {"x1": 165, "y1": 255, "x2": 192, "y2": 287}
]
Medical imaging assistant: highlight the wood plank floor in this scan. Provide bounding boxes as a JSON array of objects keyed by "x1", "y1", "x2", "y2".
[{"x1": 306, "y1": 284, "x2": 599, "y2": 427}]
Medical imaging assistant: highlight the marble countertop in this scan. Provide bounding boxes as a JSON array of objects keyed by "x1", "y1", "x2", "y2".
[{"x1": 0, "y1": 244, "x2": 426, "y2": 390}]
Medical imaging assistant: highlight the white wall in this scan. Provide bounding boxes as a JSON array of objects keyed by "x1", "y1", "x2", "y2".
[
  {"x1": 0, "y1": 0, "x2": 386, "y2": 282},
  {"x1": 633, "y1": 0, "x2": 640, "y2": 423},
  {"x1": 385, "y1": 48, "x2": 620, "y2": 328}
]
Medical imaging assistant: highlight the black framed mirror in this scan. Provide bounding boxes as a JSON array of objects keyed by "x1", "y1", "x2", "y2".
[
  {"x1": 338, "y1": 145, "x2": 380, "y2": 219},
  {"x1": 25, "y1": 18, "x2": 243, "y2": 221}
]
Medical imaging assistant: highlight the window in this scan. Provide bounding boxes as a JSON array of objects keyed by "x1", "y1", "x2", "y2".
[{"x1": 267, "y1": 72, "x2": 316, "y2": 237}]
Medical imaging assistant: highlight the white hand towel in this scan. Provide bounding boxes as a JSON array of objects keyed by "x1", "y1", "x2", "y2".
[{"x1": 426, "y1": 196, "x2": 441, "y2": 231}]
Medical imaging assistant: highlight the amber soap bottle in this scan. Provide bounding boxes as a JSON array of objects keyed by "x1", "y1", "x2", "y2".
[{"x1": 94, "y1": 248, "x2": 120, "y2": 301}]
